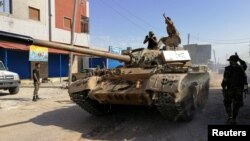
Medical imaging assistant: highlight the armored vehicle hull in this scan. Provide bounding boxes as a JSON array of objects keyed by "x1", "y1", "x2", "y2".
[{"x1": 69, "y1": 66, "x2": 209, "y2": 121}]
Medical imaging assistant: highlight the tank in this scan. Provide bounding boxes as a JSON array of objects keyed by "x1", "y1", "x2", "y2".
[{"x1": 0, "y1": 31, "x2": 210, "y2": 121}]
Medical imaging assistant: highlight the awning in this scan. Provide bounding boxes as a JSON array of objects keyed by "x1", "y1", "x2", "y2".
[
  {"x1": 0, "y1": 41, "x2": 69, "y2": 54},
  {"x1": 0, "y1": 41, "x2": 28, "y2": 51}
]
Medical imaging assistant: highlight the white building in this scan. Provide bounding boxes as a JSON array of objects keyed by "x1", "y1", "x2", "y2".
[{"x1": 0, "y1": 0, "x2": 89, "y2": 79}]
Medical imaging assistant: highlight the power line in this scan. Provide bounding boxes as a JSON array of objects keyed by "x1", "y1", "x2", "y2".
[
  {"x1": 193, "y1": 36, "x2": 250, "y2": 42},
  {"x1": 201, "y1": 37, "x2": 250, "y2": 42},
  {"x1": 98, "y1": 0, "x2": 148, "y2": 32},
  {"x1": 190, "y1": 34, "x2": 250, "y2": 45},
  {"x1": 111, "y1": 0, "x2": 164, "y2": 34}
]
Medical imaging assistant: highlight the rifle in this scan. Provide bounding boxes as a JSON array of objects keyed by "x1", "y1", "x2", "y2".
[
  {"x1": 222, "y1": 88, "x2": 228, "y2": 97},
  {"x1": 244, "y1": 83, "x2": 248, "y2": 98},
  {"x1": 235, "y1": 52, "x2": 248, "y2": 98}
]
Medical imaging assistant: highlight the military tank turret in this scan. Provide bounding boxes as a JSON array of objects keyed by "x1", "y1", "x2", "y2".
[{"x1": 0, "y1": 31, "x2": 209, "y2": 121}]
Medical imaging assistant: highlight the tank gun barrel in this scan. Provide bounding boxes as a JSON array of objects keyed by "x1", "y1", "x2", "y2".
[{"x1": 0, "y1": 31, "x2": 131, "y2": 63}]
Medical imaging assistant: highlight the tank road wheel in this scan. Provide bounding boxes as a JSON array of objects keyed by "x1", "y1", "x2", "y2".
[
  {"x1": 70, "y1": 91, "x2": 112, "y2": 116},
  {"x1": 176, "y1": 96, "x2": 195, "y2": 121},
  {"x1": 156, "y1": 93, "x2": 179, "y2": 121},
  {"x1": 156, "y1": 92, "x2": 195, "y2": 121},
  {"x1": 201, "y1": 81, "x2": 210, "y2": 107},
  {"x1": 195, "y1": 81, "x2": 209, "y2": 109}
]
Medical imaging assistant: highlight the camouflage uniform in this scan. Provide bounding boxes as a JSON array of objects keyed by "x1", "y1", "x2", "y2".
[
  {"x1": 164, "y1": 16, "x2": 181, "y2": 47},
  {"x1": 32, "y1": 67, "x2": 40, "y2": 101},
  {"x1": 221, "y1": 55, "x2": 247, "y2": 123},
  {"x1": 166, "y1": 22, "x2": 177, "y2": 37}
]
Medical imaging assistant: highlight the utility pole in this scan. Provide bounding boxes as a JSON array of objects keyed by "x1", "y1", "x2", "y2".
[
  {"x1": 187, "y1": 33, "x2": 190, "y2": 45},
  {"x1": 213, "y1": 49, "x2": 217, "y2": 70},
  {"x1": 48, "y1": 0, "x2": 52, "y2": 41},
  {"x1": 249, "y1": 42, "x2": 250, "y2": 57},
  {"x1": 68, "y1": 0, "x2": 78, "y2": 85},
  {"x1": 213, "y1": 49, "x2": 217, "y2": 65}
]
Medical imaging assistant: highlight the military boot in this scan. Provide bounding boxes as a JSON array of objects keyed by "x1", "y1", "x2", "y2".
[
  {"x1": 36, "y1": 95, "x2": 40, "y2": 100},
  {"x1": 226, "y1": 116, "x2": 232, "y2": 124},
  {"x1": 32, "y1": 96, "x2": 37, "y2": 102},
  {"x1": 226, "y1": 111, "x2": 232, "y2": 124},
  {"x1": 232, "y1": 114, "x2": 238, "y2": 125},
  {"x1": 231, "y1": 118, "x2": 237, "y2": 125}
]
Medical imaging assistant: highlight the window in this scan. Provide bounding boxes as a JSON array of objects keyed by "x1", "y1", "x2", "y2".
[
  {"x1": 0, "y1": 0, "x2": 12, "y2": 14},
  {"x1": 63, "y1": 17, "x2": 72, "y2": 29},
  {"x1": 29, "y1": 7, "x2": 40, "y2": 21},
  {"x1": 0, "y1": 61, "x2": 6, "y2": 71},
  {"x1": 81, "y1": 16, "x2": 89, "y2": 33}
]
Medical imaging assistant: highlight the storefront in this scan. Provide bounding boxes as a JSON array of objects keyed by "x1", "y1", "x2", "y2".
[{"x1": 0, "y1": 41, "x2": 69, "y2": 79}]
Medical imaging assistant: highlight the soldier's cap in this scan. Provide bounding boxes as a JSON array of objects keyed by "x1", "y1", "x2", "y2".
[
  {"x1": 227, "y1": 55, "x2": 238, "y2": 62},
  {"x1": 149, "y1": 31, "x2": 154, "y2": 35}
]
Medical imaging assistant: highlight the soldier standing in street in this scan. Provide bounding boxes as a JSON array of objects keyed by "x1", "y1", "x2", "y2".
[
  {"x1": 143, "y1": 31, "x2": 158, "y2": 50},
  {"x1": 221, "y1": 54, "x2": 248, "y2": 124},
  {"x1": 33, "y1": 63, "x2": 41, "y2": 101}
]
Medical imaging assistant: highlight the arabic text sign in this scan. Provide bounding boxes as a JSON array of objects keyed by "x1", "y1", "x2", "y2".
[
  {"x1": 29, "y1": 45, "x2": 48, "y2": 62},
  {"x1": 162, "y1": 50, "x2": 191, "y2": 62}
]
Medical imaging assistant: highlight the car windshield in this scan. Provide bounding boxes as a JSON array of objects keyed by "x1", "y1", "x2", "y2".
[{"x1": 0, "y1": 62, "x2": 6, "y2": 71}]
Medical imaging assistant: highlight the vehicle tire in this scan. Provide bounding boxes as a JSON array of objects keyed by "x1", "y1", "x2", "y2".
[
  {"x1": 70, "y1": 91, "x2": 113, "y2": 116},
  {"x1": 9, "y1": 86, "x2": 19, "y2": 94},
  {"x1": 72, "y1": 75, "x2": 77, "y2": 82}
]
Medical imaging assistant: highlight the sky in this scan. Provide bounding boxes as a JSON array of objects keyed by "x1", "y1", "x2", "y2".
[
  {"x1": 0, "y1": 0, "x2": 10, "y2": 13},
  {"x1": 89, "y1": 0, "x2": 250, "y2": 64}
]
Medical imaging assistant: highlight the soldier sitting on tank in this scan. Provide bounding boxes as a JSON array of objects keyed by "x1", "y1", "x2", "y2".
[
  {"x1": 143, "y1": 31, "x2": 158, "y2": 50},
  {"x1": 162, "y1": 13, "x2": 181, "y2": 49},
  {"x1": 221, "y1": 54, "x2": 248, "y2": 124}
]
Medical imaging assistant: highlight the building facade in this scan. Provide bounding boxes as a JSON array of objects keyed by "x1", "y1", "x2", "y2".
[
  {"x1": 0, "y1": 0, "x2": 89, "y2": 79},
  {"x1": 184, "y1": 44, "x2": 212, "y2": 65}
]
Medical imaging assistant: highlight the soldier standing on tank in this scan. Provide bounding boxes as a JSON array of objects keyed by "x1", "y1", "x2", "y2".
[
  {"x1": 143, "y1": 31, "x2": 158, "y2": 50},
  {"x1": 33, "y1": 63, "x2": 41, "y2": 102},
  {"x1": 163, "y1": 13, "x2": 181, "y2": 47},
  {"x1": 221, "y1": 54, "x2": 248, "y2": 124}
]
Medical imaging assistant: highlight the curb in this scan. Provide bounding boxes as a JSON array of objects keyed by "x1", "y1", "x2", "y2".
[
  {"x1": 20, "y1": 83, "x2": 68, "y2": 89},
  {"x1": 20, "y1": 85, "x2": 66, "y2": 89}
]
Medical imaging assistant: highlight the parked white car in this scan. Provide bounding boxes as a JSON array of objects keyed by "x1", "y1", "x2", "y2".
[{"x1": 0, "y1": 61, "x2": 20, "y2": 94}]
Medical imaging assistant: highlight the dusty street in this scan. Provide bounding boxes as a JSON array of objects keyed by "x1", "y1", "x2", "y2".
[{"x1": 0, "y1": 81, "x2": 250, "y2": 141}]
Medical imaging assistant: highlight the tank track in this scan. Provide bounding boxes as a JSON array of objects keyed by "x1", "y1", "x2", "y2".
[
  {"x1": 155, "y1": 92, "x2": 194, "y2": 121},
  {"x1": 70, "y1": 91, "x2": 112, "y2": 116}
]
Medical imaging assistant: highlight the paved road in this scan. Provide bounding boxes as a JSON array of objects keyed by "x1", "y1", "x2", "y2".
[{"x1": 0, "y1": 87, "x2": 250, "y2": 141}]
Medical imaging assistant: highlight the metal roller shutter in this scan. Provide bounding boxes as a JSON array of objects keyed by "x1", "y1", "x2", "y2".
[{"x1": 8, "y1": 50, "x2": 30, "y2": 79}]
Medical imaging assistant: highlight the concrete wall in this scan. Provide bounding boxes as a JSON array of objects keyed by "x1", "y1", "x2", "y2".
[
  {"x1": 0, "y1": 0, "x2": 89, "y2": 46},
  {"x1": 54, "y1": 0, "x2": 87, "y2": 33},
  {"x1": 51, "y1": 0, "x2": 89, "y2": 46},
  {"x1": 0, "y1": 14, "x2": 49, "y2": 40},
  {"x1": 0, "y1": 0, "x2": 90, "y2": 74},
  {"x1": 0, "y1": 0, "x2": 48, "y2": 39},
  {"x1": 184, "y1": 44, "x2": 212, "y2": 65},
  {"x1": 12, "y1": 0, "x2": 47, "y2": 24}
]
